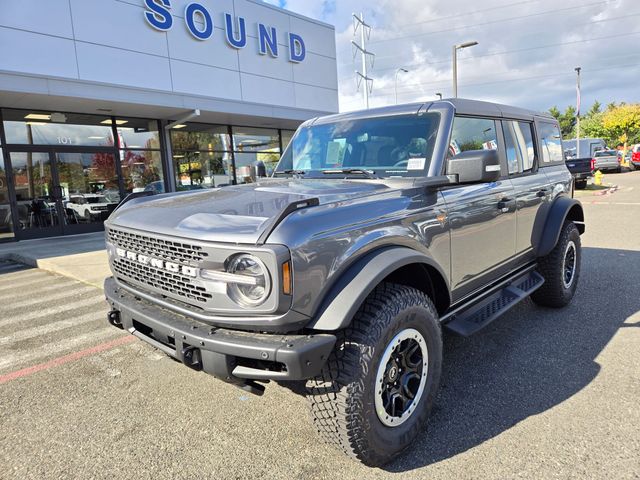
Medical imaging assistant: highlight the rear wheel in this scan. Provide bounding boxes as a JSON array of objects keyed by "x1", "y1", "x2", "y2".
[
  {"x1": 531, "y1": 221, "x2": 581, "y2": 308},
  {"x1": 306, "y1": 283, "x2": 442, "y2": 466}
]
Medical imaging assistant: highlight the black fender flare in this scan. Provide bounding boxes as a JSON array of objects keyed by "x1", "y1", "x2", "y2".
[
  {"x1": 533, "y1": 196, "x2": 585, "y2": 258},
  {"x1": 307, "y1": 247, "x2": 450, "y2": 331}
]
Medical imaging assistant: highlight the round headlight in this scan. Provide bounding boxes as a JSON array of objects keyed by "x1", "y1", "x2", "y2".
[{"x1": 226, "y1": 254, "x2": 271, "y2": 307}]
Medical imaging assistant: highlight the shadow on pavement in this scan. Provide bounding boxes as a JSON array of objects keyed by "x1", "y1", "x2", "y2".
[{"x1": 387, "y1": 246, "x2": 640, "y2": 472}]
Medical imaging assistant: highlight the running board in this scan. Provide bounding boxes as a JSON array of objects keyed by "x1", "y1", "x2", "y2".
[{"x1": 444, "y1": 271, "x2": 544, "y2": 337}]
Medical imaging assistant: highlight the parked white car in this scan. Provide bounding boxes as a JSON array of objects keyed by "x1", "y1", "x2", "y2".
[{"x1": 66, "y1": 194, "x2": 115, "y2": 220}]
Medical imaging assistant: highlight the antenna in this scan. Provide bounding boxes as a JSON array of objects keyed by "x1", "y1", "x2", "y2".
[{"x1": 352, "y1": 13, "x2": 374, "y2": 109}]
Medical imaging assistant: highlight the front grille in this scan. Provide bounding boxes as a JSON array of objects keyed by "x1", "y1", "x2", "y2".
[
  {"x1": 112, "y1": 256, "x2": 212, "y2": 304},
  {"x1": 107, "y1": 227, "x2": 211, "y2": 305},
  {"x1": 107, "y1": 228, "x2": 208, "y2": 264}
]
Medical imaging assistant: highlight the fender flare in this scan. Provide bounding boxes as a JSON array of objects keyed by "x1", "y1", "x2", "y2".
[
  {"x1": 534, "y1": 196, "x2": 585, "y2": 258},
  {"x1": 307, "y1": 247, "x2": 450, "y2": 331}
]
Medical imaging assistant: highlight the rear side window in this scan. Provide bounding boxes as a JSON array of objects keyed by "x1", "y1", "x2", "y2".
[
  {"x1": 538, "y1": 122, "x2": 564, "y2": 164},
  {"x1": 503, "y1": 121, "x2": 536, "y2": 174},
  {"x1": 448, "y1": 117, "x2": 498, "y2": 157}
]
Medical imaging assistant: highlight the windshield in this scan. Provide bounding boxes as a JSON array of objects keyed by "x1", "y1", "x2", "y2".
[{"x1": 275, "y1": 113, "x2": 440, "y2": 177}]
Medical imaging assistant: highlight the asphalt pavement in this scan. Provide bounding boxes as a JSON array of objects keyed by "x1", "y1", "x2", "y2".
[{"x1": 0, "y1": 171, "x2": 639, "y2": 479}]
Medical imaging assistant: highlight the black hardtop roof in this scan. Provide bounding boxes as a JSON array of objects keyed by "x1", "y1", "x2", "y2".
[{"x1": 309, "y1": 98, "x2": 555, "y2": 125}]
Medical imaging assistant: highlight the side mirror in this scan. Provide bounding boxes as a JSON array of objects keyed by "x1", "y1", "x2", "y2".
[{"x1": 446, "y1": 149, "x2": 501, "y2": 183}]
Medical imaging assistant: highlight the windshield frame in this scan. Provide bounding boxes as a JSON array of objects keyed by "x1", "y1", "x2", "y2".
[{"x1": 274, "y1": 112, "x2": 442, "y2": 179}]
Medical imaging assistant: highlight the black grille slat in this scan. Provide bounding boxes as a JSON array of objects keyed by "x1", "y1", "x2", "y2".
[
  {"x1": 107, "y1": 228, "x2": 208, "y2": 264},
  {"x1": 107, "y1": 227, "x2": 211, "y2": 304}
]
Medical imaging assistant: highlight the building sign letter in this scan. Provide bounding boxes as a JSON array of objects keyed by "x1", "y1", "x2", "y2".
[
  {"x1": 144, "y1": 0, "x2": 172, "y2": 31},
  {"x1": 225, "y1": 14, "x2": 247, "y2": 49},
  {"x1": 185, "y1": 3, "x2": 213, "y2": 40},
  {"x1": 258, "y1": 24, "x2": 278, "y2": 57}
]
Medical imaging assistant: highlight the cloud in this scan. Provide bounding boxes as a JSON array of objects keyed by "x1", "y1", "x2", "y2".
[{"x1": 268, "y1": 0, "x2": 640, "y2": 113}]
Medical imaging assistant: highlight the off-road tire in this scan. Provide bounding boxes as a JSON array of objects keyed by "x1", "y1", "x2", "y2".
[
  {"x1": 306, "y1": 282, "x2": 442, "y2": 466},
  {"x1": 531, "y1": 221, "x2": 581, "y2": 308}
]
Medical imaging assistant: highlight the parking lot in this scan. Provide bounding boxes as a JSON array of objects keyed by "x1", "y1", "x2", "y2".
[{"x1": 1, "y1": 171, "x2": 639, "y2": 480}]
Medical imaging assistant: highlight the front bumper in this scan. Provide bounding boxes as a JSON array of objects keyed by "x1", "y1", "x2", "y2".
[{"x1": 104, "y1": 277, "x2": 335, "y2": 386}]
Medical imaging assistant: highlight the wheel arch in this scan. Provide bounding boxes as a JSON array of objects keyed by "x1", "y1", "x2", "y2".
[
  {"x1": 307, "y1": 247, "x2": 451, "y2": 331},
  {"x1": 534, "y1": 196, "x2": 585, "y2": 258}
]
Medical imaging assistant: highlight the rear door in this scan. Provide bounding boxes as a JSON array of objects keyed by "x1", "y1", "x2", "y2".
[
  {"x1": 502, "y1": 119, "x2": 548, "y2": 255},
  {"x1": 441, "y1": 116, "x2": 516, "y2": 301}
]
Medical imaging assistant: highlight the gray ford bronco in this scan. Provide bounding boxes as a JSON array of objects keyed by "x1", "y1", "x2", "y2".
[{"x1": 105, "y1": 99, "x2": 584, "y2": 466}]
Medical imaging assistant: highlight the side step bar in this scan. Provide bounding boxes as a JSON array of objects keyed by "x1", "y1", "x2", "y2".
[{"x1": 444, "y1": 270, "x2": 544, "y2": 337}]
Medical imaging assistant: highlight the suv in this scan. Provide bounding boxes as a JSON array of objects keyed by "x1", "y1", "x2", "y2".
[
  {"x1": 630, "y1": 144, "x2": 640, "y2": 170},
  {"x1": 104, "y1": 99, "x2": 584, "y2": 466},
  {"x1": 67, "y1": 194, "x2": 116, "y2": 220}
]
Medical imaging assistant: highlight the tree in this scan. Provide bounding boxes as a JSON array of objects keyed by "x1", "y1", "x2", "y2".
[
  {"x1": 587, "y1": 100, "x2": 601, "y2": 117},
  {"x1": 548, "y1": 105, "x2": 577, "y2": 138},
  {"x1": 601, "y1": 104, "x2": 640, "y2": 152}
]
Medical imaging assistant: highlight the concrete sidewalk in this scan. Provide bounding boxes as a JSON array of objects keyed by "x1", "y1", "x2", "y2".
[{"x1": 0, "y1": 232, "x2": 109, "y2": 289}]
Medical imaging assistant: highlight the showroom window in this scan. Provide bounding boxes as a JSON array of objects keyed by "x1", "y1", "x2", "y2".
[
  {"x1": 115, "y1": 117, "x2": 164, "y2": 193},
  {"x1": 2, "y1": 109, "x2": 115, "y2": 147},
  {"x1": 232, "y1": 126, "x2": 281, "y2": 182},
  {"x1": 170, "y1": 124, "x2": 232, "y2": 190},
  {"x1": 0, "y1": 149, "x2": 14, "y2": 240}
]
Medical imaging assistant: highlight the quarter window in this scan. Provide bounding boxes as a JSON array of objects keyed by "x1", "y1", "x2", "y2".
[
  {"x1": 503, "y1": 121, "x2": 536, "y2": 174},
  {"x1": 449, "y1": 117, "x2": 498, "y2": 157},
  {"x1": 539, "y1": 122, "x2": 564, "y2": 164}
]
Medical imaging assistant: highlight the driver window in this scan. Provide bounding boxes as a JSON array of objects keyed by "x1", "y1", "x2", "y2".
[{"x1": 448, "y1": 117, "x2": 498, "y2": 158}]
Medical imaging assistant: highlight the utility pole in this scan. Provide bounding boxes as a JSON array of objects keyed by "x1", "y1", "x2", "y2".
[
  {"x1": 352, "y1": 13, "x2": 374, "y2": 109},
  {"x1": 575, "y1": 67, "x2": 581, "y2": 158}
]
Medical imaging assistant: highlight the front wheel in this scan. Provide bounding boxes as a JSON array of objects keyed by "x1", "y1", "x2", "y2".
[
  {"x1": 306, "y1": 283, "x2": 442, "y2": 466},
  {"x1": 531, "y1": 221, "x2": 581, "y2": 308}
]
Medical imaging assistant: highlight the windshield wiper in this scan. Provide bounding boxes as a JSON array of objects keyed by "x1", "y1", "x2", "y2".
[
  {"x1": 321, "y1": 168, "x2": 378, "y2": 179},
  {"x1": 274, "y1": 169, "x2": 306, "y2": 176}
]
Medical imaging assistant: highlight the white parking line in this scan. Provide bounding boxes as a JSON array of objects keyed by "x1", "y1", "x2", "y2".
[
  {"x1": 0, "y1": 295, "x2": 106, "y2": 329},
  {"x1": 0, "y1": 328, "x2": 118, "y2": 371},
  {"x1": 0, "y1": 312, "x2": 105, "y2": 346},
  {"x1": 0, "y1": 279, "x2": 77, "y2": 301},
  {"x1": 0, "y1": 285, "x2": 99, "y2": 311}
]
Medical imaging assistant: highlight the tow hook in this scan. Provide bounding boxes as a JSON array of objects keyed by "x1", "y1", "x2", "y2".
[
  {"x1": 107, "y1": 310, "x2": 123, "y2": 329},
  {"x1": 181, "y1": 346, "x2": 203, "y2": 371}
]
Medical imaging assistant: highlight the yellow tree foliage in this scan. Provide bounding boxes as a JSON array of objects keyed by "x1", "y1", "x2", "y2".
[{"x1": 601, "y1": 104, "x2": 640, "y2": 150}]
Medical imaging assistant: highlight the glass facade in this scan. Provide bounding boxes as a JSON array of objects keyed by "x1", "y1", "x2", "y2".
[{"x1": 0, "y1": 108, "x2": 297, "y2": 241}]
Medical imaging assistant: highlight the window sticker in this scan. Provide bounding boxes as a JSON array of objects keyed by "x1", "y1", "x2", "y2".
[{"x1": 407, "y1": 157, "x2": 426, "y2": 170}]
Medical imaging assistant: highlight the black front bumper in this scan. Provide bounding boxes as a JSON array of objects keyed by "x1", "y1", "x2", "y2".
[{"x1": 104, "y1": 277, "x2": 335, "y2": 385}]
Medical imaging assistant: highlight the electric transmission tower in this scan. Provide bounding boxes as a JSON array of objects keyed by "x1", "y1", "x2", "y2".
[{"x1": 352, "y1": 13, "x2": 374, "y2": 109}]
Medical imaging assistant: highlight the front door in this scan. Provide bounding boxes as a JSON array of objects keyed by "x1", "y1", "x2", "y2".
[
  {"x1": 6, "y1": 149, "x2": 120, "y2": 240},
  {"x1": 441, "y1": 116, "x2": 517, "y2": 302}
]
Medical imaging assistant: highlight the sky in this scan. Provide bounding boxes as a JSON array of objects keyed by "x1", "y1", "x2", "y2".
[{"x1": 263, "y1": 0, "x2": 640, "y2": 114}]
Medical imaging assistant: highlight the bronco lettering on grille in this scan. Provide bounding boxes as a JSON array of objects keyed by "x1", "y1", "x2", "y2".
[{"x1": 115, "y1": 248, "x2": 198, "y2": 278}]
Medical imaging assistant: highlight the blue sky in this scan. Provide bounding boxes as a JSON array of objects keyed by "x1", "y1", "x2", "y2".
[{"x1": 265, "y1": 0, "x2": 640, "y2": 113}]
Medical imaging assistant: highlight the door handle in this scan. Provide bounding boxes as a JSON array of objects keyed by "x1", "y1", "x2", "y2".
[
  {"x1": 497, "y1": 197, "x2": 515, "y2": 212},
  {"x1": 536, "y1": 188, "x2": 548, "y2": 198}
]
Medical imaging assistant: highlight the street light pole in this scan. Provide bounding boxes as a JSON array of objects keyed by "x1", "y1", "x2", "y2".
[
  {"x1": 575, "y1": 66, "x2": 581, "y2": 158},
  {"x1": 452, "y1": 41, "x2": 478, "y2": 98},
  {"x1": 436, "y1": 92, "x2": 442, "y2": 100},
  {"x1": 395, "y1": 68, "x2": 409, "y2": 105}
]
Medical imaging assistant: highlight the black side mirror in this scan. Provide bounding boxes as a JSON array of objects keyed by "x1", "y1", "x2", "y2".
[{"x1": 446, "y1": 149, "x2": 501, "y2": 183}]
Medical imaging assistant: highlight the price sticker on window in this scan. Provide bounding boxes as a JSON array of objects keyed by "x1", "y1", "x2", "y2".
[{"x1": 407, "y1": 157, "x2": 426, "y2": 170}]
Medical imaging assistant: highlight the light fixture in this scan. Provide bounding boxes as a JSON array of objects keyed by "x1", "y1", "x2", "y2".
[
  {"x1": 25, "y1": 121, "x2": 48, "y2": 126},
  {"x1": 127, "y1": 145, "x2": 142, "y2": 149},
  {"x1": 88, "y1": 136, "x2": 106, "y2": 140},
  {"x1": 24, "y1": 113, "x2": 51, "y2": 121},
  {"x1": 172, "y1": 124, "x2": 187, "y2": 129},
  {"x1": 100, "y1": 119, "x2": 128, "y2": 125},
  {"x1": 173, "y1": 155, "x2": 185, "y2": 159}
]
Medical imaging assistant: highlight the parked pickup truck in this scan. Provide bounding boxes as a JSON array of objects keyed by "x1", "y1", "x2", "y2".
[
  {"x1": 565, "y1": 156, "x2": 593, "y2": 189},
  {"x1": 104, "y1": 99, "x2": 585, "y2": 466}
]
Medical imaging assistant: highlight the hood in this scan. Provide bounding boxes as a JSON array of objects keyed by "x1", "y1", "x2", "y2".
[{"x1": 107, "y1": 178, "x2": 396, "y2": 244}]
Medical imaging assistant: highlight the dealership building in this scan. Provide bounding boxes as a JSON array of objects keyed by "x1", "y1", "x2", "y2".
[{"x1": 0, "y1": 0, "x2": 338, "y2": 241}]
